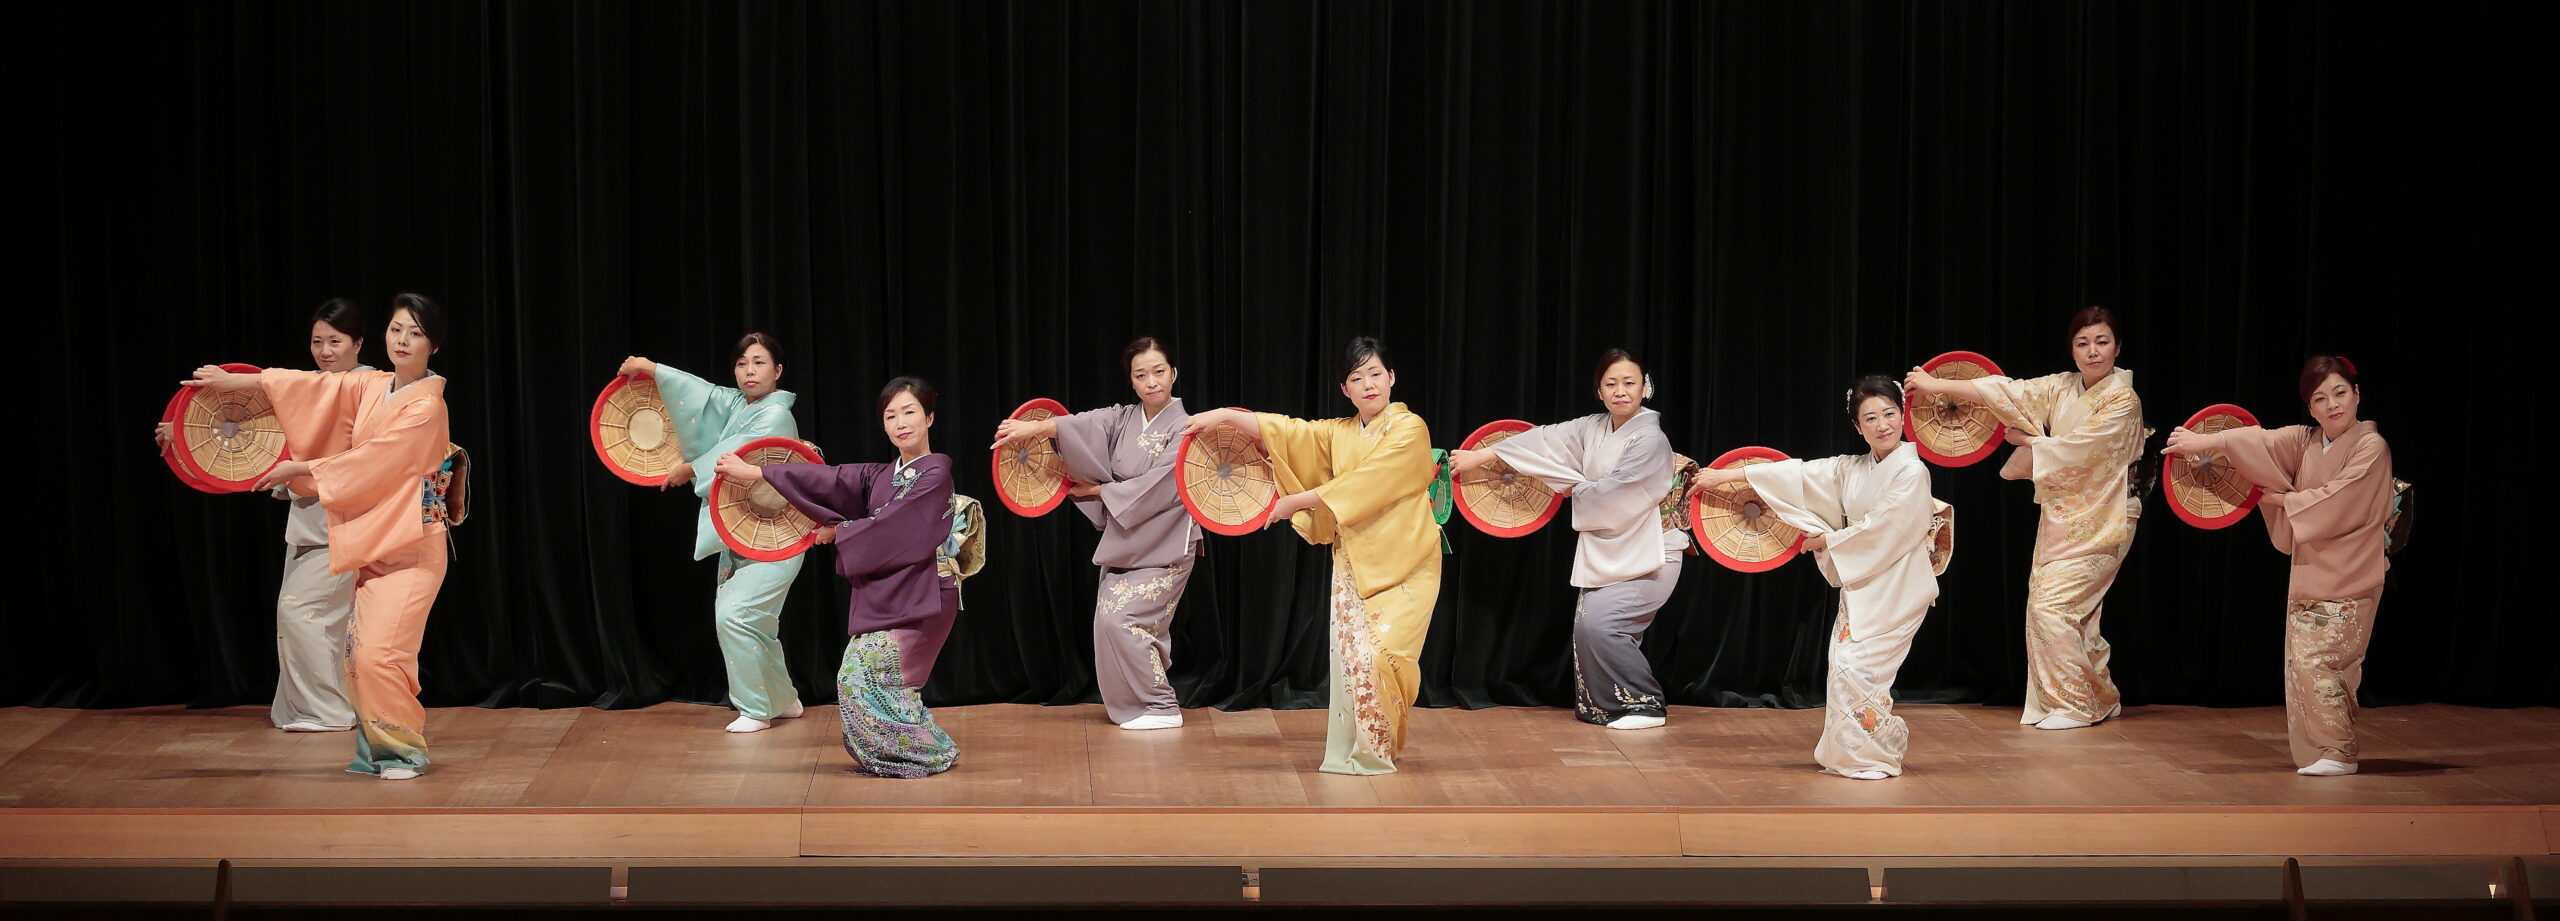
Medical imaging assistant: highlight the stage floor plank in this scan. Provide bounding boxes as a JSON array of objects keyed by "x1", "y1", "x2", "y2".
[{"x1": 1, "y1": 702, "x2": 2553, "y2": 859}]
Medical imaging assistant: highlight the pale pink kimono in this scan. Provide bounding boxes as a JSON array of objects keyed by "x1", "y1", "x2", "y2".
[{"x1": 2213, "y1": 421, "x2": 2392, "y2": 767}]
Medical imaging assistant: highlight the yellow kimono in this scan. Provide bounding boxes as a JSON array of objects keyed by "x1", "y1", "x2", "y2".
[
  {"x1": 1973, "y1": 368, "x2": 2144, "y2": 726},
  {"x1": 1254, "y1": 402, "x2": 1443, "y2": 774}
]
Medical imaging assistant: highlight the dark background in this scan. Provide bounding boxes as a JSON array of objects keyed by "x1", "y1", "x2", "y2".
[{"x1": 19, "y1": 1, "x2": 2550, "y2": 715}]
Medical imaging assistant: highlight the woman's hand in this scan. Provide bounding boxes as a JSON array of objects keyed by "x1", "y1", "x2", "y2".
[
  {"x1": 660, "y1": 463, "x2": 696, "y2": 491},
  {"x1": 990, "y1": 417, "x2": 1057, "y2": 451},
  {"x1": 811, "y1": 524, "x2": 838, "y2": 545},
  {"x1": 712, "y1": 452, "x2": 762, "y2": 483},
  {"x1": 1685, "y1": 465, "x2": 1745, "y2": 501},
  {"x1": 1067, "y1": 481, "x2": 1101, "y2": 499},
  {"x1": 153, "y1": 421, "x2": 174, "y2": 454},
  {"x1": 1902, "y1": 367, "x2": 1940, "y2": 398},
  {"x1": 1265, "y1": 489, "x2": 1321, "y2": 527},
  {"x1": 252, "y1": 459, "x2": 313, "y2": 493},
  {"x1": 2003, "y1": 426, "x2": 2036, "y2": 447},
  {"x1": 618, "y1": 356, "x2": 657, "y2": 378},
  {"x1": 1180, "y1": 408, "x2": 1238, "y2": 437},
  {"x1": 1446, "y1": 448, "x2": 1491, "y2": 476},
  {"x1": 181, "y1": 365, "x2": 256, "y2": 392},
  {"x1": 1800, "y1": 533, "x2": 1829, "y2": 552},
  {"x1": 2162, "y1": 425, "x2": 2216, "y2": 457}
]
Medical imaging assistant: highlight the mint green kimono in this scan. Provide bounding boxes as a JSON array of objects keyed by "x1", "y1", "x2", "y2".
[{"x1": 655, "y1": 364, "x2": 806, "y2": 720}]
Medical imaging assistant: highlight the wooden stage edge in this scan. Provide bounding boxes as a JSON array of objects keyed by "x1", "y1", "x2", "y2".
[{"x1": 3, "y1": 805, "x2": 2552, "y2": 860}]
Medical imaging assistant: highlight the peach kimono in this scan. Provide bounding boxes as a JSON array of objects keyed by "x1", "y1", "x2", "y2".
[{"x1": 261, "y1": 369, "x2": 453, "y2": 775}]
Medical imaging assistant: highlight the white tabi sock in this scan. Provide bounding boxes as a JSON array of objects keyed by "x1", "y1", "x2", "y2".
[
  {"x1": 725, "y1": 715, "x2": 773, "y2": 733},
  {"x1": 1607, "y1": 714, "x2": 1667, "y2": 731},
  {"x1": 1118, "y1": 713, "x2": 1184, "y2": 731},
  {"x1": 2034, "y1": 714, "x2": 2094, "y2": 730},
  {"x1": 2296, "y1": 759, "x2": 2358, "y2": 776},
  {"x1": 378, "y1": 767, "x2": 419, "y2": 781}
]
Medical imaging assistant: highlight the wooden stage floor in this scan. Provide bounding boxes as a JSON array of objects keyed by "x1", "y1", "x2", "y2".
[{"x1": 1, "y1": 702, "x2": 2553, "y2": 861}]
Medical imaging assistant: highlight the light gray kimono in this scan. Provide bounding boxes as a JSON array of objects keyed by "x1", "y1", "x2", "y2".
[
  {"x1": 1487, "y1": 410, "x2": 1691, "y2": 725},
  {"x1": 1053, "y1": 399, "x2": 1203, "y2": 723}
]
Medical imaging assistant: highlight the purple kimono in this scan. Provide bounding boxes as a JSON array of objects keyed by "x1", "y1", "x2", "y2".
[{"x1": 763, "y1": 453, "x2": 959, "y2": 778}]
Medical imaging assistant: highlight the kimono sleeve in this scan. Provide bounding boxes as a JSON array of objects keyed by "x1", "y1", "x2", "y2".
[
  {"x1": 259, "y1": 368, "x2": 380, "y2": 459},
  {"x1": 2212, "y1": 425, "x2": 2311, "y2": 494},
  {"x1": 1050, "y1": 405, "x2": 1124, "y2": 486},
  {"x1": 763, "y1": 462, "x2": 880, "y2": 528},
  {"x1": 1051, "y1": 405, "x2": 1123, "y2": 530},
  {"x1": 1820, "y1": 461, "x2": 1934, "y2": 587},
  {"x1": 1309, "y1": 414, "x2": 1435, "y2": 530},
  {"x1": 1563, "y1": 430, "x2": 1674, "y2": 534},
  {"x1": 1970, "y1": 373, "x2": 2067, "y2": 438},
  {"x1": 2018, "y1": 386, "x2": 2141, "y2": 505},
  {"x1": 697, "y1": 399, "x2": 799, "y2": 502},
  {"x1": 1254, "y1": 413, "x2": 1337, "y2": 494},
  {"x1": 1744, "y1": 456, "x2": 1849, "y2": 536},
  {"x1": 828, "y1": 460, "x2": 955, "y2": 581},
  {"x1": 651, "y1": 364, "x2": 743, "y2": 465},
  {"x1": 2272, "y1": 433, "x2": 2391, "y2": 546},
  {"x1": 1094, "y1": 455, "x2": 1184, "y2": 530},
  {"x1": 1482, "y1": 420, "x2": 1587, "y2": 493},
  {"x1": 304, "y1": 393, "x2": 448, "y2": 519}
]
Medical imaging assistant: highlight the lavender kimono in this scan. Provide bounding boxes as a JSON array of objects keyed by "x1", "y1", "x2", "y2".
[
  {"x1": 763, "y1": 453, "x2": 960, "y2": 778},
  {"x1": 1052, "y1": 399, "x2": 1202, "y2": 724}
]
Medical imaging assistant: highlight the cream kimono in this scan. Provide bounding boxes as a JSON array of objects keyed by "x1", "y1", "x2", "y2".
[
  {"x1": 1255, "y1": 402, "x2": 1443, "y2": 775},
  {"x1": 1746, "y1": 442, "x2": 1944, "y2": 775},
  {"x1": 1974, "y1": 368, "x2": 2145, "y2": 725},
  {"x1": 1484, "y1": 410, "x2": 1690, "y2": 725}
]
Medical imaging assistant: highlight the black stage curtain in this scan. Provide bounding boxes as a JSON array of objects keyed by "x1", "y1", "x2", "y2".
[{"x1": 18, "y1": 1, "x2": 2551, "y2": 714}]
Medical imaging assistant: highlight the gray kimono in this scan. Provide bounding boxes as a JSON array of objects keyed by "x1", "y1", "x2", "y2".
[{"x1": 1053, "y1": 399, "x2": 1203, "y2": 724}]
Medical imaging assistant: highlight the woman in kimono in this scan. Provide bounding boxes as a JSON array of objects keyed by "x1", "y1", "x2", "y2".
[
  {"x1": 1690, "y1": 375, "x2": 1944, "y2": 779},
  {"x1": 185, "y1": 292, "x2": 457, "y2": 780},
  {"x1": 618, "y1": 333, "x2": 810, "y2": 733},
  {"x1": 2164, "y1": 356, "x2": 2390, "y2": 776},
  {"x1": 990, "y1": 336, "x2": 1200, "y2": 731},
  {"x1": 158, "y1": 298, "x2": 373, "y2": 733},
  {"x1": 718, "y1": 376, "x2": 959, "y2": 778},
  {"x1": 1446, "y1": 348, "x2": 1688, "y2": 731},
  {"x1": 1180, "y1": 337, "x2": 1442, "y2": 775},
  {"x1": 1906, "y1": 306, "x2": 2145, "y2": 730}
]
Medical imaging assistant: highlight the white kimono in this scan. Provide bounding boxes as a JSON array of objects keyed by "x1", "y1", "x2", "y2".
[{"x1": 1745, "y1": 442, "x2": 1944, "y2": 775}]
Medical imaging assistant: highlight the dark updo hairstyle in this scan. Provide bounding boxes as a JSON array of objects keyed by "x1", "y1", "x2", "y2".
[
  {"x1": 311, "y1": 298, "x2": 366, "y2": 342},
  {"x1": 2066, "y1": 304, "x2": 2121, "y2": 343},
  {"x1": 877, "y1": 375, "x2": 937, "y2": 415},
  {"x1": 730, "y1": 330, "x2": 786, "y2": 368},
  {"x1": 1340, "y1": 336, "x2": 1391, "y2": 379},
  {"x1": 389, "y1": 292, "x2": 448, "y2": 349},
  {"x1": 1593, "y1": 348, "x2": 1647, "y2": 401},
  {"x1": 1122, "y1": 336, "x2": 1172, "y2": 375},
  {"x1": 2296, "y1": 355, "x2": 2359, "y2": 405},
  {"x1": 1846, "y1": 374, "x2": 1903, "y2": 420}
]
